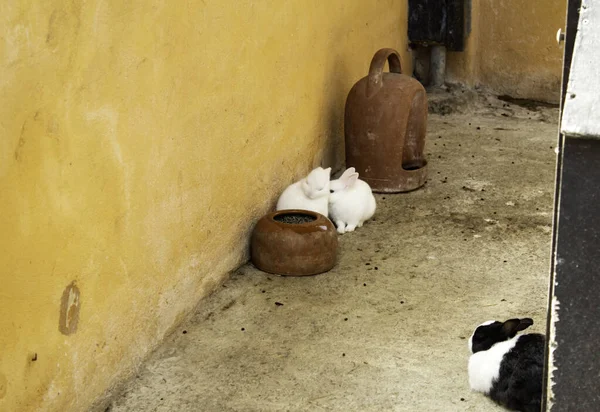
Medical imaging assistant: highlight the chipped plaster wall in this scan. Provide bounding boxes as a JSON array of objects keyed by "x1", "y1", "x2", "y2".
[
  {"x1": 0, "y1": 1, "x2": 411, "y2": 411},
  {"x1": 447, "y1": 0, "x2": 567, "y2": 103}
]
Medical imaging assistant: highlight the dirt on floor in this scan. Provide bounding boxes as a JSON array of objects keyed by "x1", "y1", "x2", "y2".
[{"x1": 102, "y1": 88, "x2": 559, "y2": 412}]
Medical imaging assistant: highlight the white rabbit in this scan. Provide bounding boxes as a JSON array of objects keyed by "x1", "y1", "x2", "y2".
[
  {"x1": 328, "y1": 167, "x2": 376, "y2": 234},
  {"x1": 276, "y1": 166, "x2": 331, "y2": 216}
]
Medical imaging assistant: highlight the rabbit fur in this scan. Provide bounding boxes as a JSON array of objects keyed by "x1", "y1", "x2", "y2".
[
  {"x1": 328, "y1": 167, "x2": 376, "y2": 234},
  {"x1": 276, "y1": 166, "x2": 331, "y2": 216},
  {"x1": 468, "y1": 318, "x2": 544, "y2": 412}
]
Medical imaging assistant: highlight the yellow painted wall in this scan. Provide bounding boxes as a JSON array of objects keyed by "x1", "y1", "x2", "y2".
[
  {"x1": 0, "y1": 1, "x2": 411, "y2": 411},
  {"x1": 447, "y1": 0, "x2": 567, "y2": 102}
]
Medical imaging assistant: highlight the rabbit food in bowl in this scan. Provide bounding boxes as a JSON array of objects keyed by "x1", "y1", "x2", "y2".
[{"x1": 251, "y1": 209, "x2": 338, "y2": 276}]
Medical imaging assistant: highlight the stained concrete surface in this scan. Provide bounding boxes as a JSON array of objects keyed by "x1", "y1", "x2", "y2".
[{"x1": 105, "y1": 92, "x2": 559, "y2": 412}]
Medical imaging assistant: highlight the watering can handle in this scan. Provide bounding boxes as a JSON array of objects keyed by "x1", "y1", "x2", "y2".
[{"x1": 367, "y1": 48, "x2": 403, "y2": 97}]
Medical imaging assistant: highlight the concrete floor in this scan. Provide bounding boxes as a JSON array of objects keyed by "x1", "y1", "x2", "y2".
[{"x1": 106, "y1": 91, "x2": 559, "y2": 412}]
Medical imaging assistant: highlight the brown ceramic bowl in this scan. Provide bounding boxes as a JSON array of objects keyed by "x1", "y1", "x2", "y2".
[{"x1": 250, "y1": 209, "x2": 338, "y2": 276}]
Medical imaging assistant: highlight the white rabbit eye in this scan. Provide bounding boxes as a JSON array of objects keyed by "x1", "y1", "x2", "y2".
[{"x1": 330, "y1": 189, "x2": 334, "y2": 193}]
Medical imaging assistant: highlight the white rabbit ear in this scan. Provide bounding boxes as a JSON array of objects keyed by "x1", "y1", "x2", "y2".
[
  {"x1": 340, "y1": 167, "x2": 356, "y2": 179},
  {"x1": 300, "y1": 178, "x2": 310, "y2": 192},
  {"x1": 324, "y1": 167, "x2": 332, "y2": 174},
  {"x1": 345, "y1": 173, "x2": 359, "y2": 188}
]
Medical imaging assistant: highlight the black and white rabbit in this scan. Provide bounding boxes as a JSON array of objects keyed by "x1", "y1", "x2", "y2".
[{"x1": 468, "y1": 318, "x2": 545, "y2": 412}]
